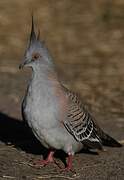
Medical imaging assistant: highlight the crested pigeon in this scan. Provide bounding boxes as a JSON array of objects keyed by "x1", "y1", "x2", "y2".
[{"x1": 19, "y1": 17, "x2": 122, "y2": 171}]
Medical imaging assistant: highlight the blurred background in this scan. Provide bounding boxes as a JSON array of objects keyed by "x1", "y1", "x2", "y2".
[{"x1": 0, "y1": 0, "x2": 124, "y2": 134}]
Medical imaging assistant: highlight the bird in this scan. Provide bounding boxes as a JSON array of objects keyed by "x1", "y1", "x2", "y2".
[{"x1": 19, "y1": 17, "x2": 122, "y2": 171}]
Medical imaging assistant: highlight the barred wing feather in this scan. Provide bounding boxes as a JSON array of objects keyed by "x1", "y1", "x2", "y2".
[{"x1": 63, "y1": 87, "x2": 102, "y2": 149}]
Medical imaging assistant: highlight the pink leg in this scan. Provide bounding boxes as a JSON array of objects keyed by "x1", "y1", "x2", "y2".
[
  {"x1": 61, "y1": 154, "x2": 73, "y2": 171},
  {"x1": 34, "y1": 150, "x2": 55, "y2": 166}
]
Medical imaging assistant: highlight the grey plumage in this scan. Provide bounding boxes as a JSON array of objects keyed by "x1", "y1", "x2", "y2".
[{"x1": 20, "y1": 17, "x2": 122, "y2": 170}]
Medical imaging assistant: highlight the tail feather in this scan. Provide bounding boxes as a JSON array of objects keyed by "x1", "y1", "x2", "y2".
[{"x1": 100, "y1": 131, "x2": 122, "y2": 147}]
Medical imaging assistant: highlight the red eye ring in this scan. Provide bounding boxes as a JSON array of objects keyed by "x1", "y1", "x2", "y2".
[{"x1": 32, "y1": 53, "x2": 41, "y2": 60}]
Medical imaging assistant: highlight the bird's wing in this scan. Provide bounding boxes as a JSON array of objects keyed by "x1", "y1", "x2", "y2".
[{"x1": 63, "y1": 86, "x2": 103, "y2": 149}]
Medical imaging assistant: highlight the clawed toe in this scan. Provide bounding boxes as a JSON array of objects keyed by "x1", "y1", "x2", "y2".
[{"x1": 33, "y1": 159, "x2": 51, "y2": 167}]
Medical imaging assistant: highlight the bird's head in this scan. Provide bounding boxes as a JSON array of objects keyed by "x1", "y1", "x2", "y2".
[{"x1": 19, "y1": 16, "x2": 53, "y2": 70}]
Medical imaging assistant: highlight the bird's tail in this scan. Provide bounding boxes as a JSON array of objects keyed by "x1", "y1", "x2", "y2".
[{"x1": 100, "y1": 131, "x2": 122, "y2": 147}]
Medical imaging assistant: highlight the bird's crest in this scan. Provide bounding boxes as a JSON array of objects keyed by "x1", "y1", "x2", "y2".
[
  {"x1": 29, "y1": 15, "x2": 41, "y2": 45},
  {"x1": 30, "y1": 15, "x2": 36, "y2": 43}
]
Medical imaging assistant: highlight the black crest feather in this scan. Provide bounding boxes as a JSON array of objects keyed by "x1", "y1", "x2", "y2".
[{"x1": 30, "y1": 15, "x2": 37, "y2": 43}]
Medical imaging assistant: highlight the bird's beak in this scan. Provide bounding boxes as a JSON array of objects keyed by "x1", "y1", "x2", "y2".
[
  {"x1": 19, "y1": 62, "x2": 25, "y2": 69},
  {"x1": 19, "y1": 60, "x2": 29, "y2": 69}
]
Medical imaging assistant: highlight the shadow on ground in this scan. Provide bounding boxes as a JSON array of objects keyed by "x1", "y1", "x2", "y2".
[{"x1": 0, "y1": 112, "x2": 45, "y2": 154}]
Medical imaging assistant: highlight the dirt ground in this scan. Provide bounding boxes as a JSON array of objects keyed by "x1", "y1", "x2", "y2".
[{"x1": 0, "y1": 0, "x2": 124, "y2": 179}]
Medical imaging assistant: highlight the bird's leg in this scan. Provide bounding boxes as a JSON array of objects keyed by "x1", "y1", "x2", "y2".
[
  {"x1": 61, "y1": 154, "x2": 73, "y2": 171},
  {"x1": 34, "y1": 150, "x2": 55, "y2": 166},
  {"x1": 65, "y1": 154, "x2": 73, "y2": 170}
]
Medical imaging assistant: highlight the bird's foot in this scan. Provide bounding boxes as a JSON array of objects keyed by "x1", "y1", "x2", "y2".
[
  {"x1": 60, "y1": 154, "x2": 75, "y2": 172},
  {"x1": 60, "y1": 165, "x2": 76, "y2": 173},
  {"x1": 33, "y1": 151, "x2": 55, "y2": 167},
  {"x1": 61, "y1": 166, "x2": 73, "y2": 172},
  {"x1": 33, "y1": 158, "x2": 54, "y2": 167}
]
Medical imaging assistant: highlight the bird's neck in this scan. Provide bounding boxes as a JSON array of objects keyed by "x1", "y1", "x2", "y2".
[{"x1": 29, "y1": 64, "x2": 61, "y2": 95}]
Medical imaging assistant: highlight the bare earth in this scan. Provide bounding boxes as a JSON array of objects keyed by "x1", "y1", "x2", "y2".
[{"x1": 0, "y1": 1, "x2": 124, "y2": 179}]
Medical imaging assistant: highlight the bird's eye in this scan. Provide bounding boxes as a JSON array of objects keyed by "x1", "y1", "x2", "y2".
[{"x1": 32, "y1": 53, "x2": 41, "y2": 60}]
